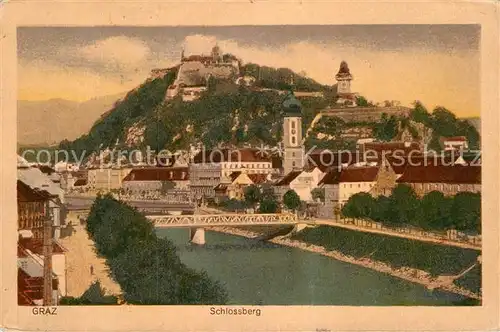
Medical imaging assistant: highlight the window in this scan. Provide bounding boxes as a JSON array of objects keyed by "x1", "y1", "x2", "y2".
[
  {"x1": 291, "y1": 121, "x2": 296, "y2": 129},
  {"x1": 291, "y1": 137, "x2": 296, "y2": 145},
  {"x1": 292, "y1": 161, "x2": 296, "y2": 167},
  {"x1": 358, "y1": 184, "x2": 361, "y2": 188},
  {"x1": 292, "y1": 152, "x2": 296, "y2": 157},
  {"x1": 350, "y1": 184, "x2": 352, "y2": 188}
]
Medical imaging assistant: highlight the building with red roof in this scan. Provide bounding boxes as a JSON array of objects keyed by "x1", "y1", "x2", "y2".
[
  {"x1": 396, "y1": 164, "x2": 481, "y2": 196},
  {"x1": 122, "y1": 167, "x2": 189, "y2": 194}
]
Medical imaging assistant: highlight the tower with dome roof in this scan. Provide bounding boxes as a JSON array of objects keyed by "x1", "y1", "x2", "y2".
[{"x1": 282, "y1": 91, "x2": 305, "y2": 175}]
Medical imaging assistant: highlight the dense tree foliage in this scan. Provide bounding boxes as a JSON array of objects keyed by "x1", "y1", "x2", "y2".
[
  {"x1": 219, "y1": 198, "x2": 248, "y2": 212},
  {"x1": 240, "y1": 63, "x2": 330, "y2": 92},
  {"x1": 311, "y1": 188, "x2": 325, "y2": 203},
  {"x1": 373, "y1": 114, "x2": 399, "y2": 142},
  {"x1": 59, "y1": 281, "x2": 118, "y2": 305},
  {"x1": 341, "y1": 186, "x2": 481, "y2": 233},
  {"x1": 355, "y1": 95, "x2": 374, "y2": 107},
  {"x1": 341, "y1": 192, "x2": 377, "y2": 219},
  {"x1": 258, "y1": 197, "x2": 279, "y2": 213},
  {"x1": 283, "y1": 189, "x2": 301, "y2": 211},
  {"x1": 243, "y1": 184, "x2": 262, "y2": 208},
  {"x1": 410, "y1": 101, "x2": 480, "y2": 151},
  {"x1": 86, "y1": 194, "x2": 228, "y2": 304}
]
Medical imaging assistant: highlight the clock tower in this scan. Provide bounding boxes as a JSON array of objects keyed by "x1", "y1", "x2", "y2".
[{"x1": 282, "y1": 91, "x2": 305, "y2": 175}]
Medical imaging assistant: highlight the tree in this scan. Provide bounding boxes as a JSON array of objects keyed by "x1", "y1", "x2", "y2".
[
  {"x1": 283, "y1": 190, "x2": 301, "y2": 212},
  {"x1": 222, "y1": 198, "x2": 248, "y2": 212},
  {"x1": 244, "y1": 184, "x2": 261, "y2": 207},
  {"x1": 109, "y1": 239, "x2": 227, "y2": 305},
  {"x1": 87, "y1": 196, "x2": 228, "y2": 305},
  {"x1": 260, "y1": 184, "x2": 276, "y2": 200},
  {"x1": 258, "y1": 198, "x2": 278, "y2": 213},
  {"x1": 386, "y1": 184, "x2": 419, "y2": 226},
  {"x1": 410, "y1": 101, "x2": 431, "y2": 125},
  {"x1": 415, "y1": 191, "x2": 452, "y2": 230},
  {"x1": 373, "y1": 114, "x2": 398, "y2": 142},
  {"x1": 449, "y1": 192, "x2": 481, "y2": 232},
  {"x1": 207, "y1": 75, "x2": 217, "y2": 93},
  {"x1": 431, "y1": 107, "x2": 458, "y2": 137},
  {"x1": 371, "y1": 195, "x2": 391, "y2": 222},
  {"x1": 311, "y1": 188, "x2": 325, "y2": 203},
  {"x1": 86, "y1": 194, "x2": 120, "y2": 240},
  {"x1": 341, "y1": 192, "x2": 376, "y2": 219},
  {"x1": 59, "y1": 281, "x2": 118, "y2": 305},
  {"x1": 92, "y1": 203, "x2": 156, "y2": 259},
  {"x1": 355, "y1": 95, "x2": 370, "y2": 107}
]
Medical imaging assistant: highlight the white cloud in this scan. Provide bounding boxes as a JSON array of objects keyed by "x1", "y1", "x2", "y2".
[
  {"x1": 183, "y1": 34, "x2": 479, "y2": 115},
  {"x1": 70, "y1": 36, "x2": 151, "y2": 68},
  {"x1": 19, "y1": 32, "x2": 480, "y2": 116}
]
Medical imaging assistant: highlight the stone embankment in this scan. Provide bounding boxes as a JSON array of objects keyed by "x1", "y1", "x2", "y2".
[{"x1": 208, "y1": 226, "x2": 481, "y2": 301}]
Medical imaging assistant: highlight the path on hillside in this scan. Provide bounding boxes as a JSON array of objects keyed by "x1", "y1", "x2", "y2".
[{"x1": 59, "y1": 221, "x2": 121, "y2": 297}]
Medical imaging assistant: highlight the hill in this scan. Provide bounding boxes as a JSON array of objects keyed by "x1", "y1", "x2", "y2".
[
  {"x1": 39, "y1": 61, "x2": 480, "y2": 162},
  {"x1": 54, "y1": 65, "x2": 334, "y2": 160},
  {"x1": 18, "y1": 92, "x2": 127, "y2": 146}
]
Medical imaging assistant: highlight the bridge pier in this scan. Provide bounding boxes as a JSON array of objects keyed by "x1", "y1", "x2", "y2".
[{"x1": 189, "y1": 227, "x2": 205, "y2": 245}]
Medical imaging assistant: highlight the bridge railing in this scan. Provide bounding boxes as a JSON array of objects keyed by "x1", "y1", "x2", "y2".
[{"x1": 148, "y1": 213, "x2": 298, "y2": 226}]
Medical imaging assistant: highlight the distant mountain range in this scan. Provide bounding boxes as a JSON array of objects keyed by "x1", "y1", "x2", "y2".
[{"x1": 18, "y1": 92, "x2": 127, "y2": 146}]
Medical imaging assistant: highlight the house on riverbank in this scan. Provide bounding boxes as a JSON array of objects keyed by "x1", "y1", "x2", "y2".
[
  {"x1": 396, "y1": 164, "x2": 481, "y2": 196},
  {"x1": 318, "y1": 162, "x2": 399, "y2": 218}
]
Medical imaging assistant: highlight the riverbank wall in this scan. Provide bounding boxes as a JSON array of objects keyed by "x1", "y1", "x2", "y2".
[{"x1": 207, "y1": 225, "x2": 481, "y2": 301}]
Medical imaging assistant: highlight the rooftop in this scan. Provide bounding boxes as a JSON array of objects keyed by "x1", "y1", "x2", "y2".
[
  {"x1": 193, "y1": 148, "x2": 272, "y2": 164},
  {"x1": 397, "y1": 164, "x2": 481, "y2": 184},
  {"x1": 319, "y1": 166, "x2": 379, "y2": 185},
  {"x1": 123, "y1": 167, "x2": 189, "y2": 182},
  {"x1": 274, "y1": 170, "x2": 302, "y2": 186},
  {"x1": 17, "y1": 167, "x2": 64, "y2": 201}
]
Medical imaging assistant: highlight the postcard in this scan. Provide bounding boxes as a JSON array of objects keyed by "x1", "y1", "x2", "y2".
[{"x1": 1, "y1": 0, "x2": 499, "y2": 331}]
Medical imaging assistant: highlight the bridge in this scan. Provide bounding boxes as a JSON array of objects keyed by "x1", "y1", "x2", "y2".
[
  {"x1": 147, "y1": 213, "x2": 301, "y2": 245},
  {"x1": 148, "y1": 213, "x2": 298, "y2": 227}
]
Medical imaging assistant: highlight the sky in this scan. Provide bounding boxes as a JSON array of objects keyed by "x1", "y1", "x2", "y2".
[{"x1": 17, "y1": 25, "x2": 480, "y2": 117}]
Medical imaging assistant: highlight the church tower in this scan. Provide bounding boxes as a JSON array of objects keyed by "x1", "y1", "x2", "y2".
[{"x1": 282, "y1": 91, "x2": 305, "y2": 175}]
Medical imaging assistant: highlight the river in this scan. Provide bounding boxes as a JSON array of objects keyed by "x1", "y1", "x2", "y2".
[{"x1": 156, "y1": 228, "x2": 467, "y2": 306}]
